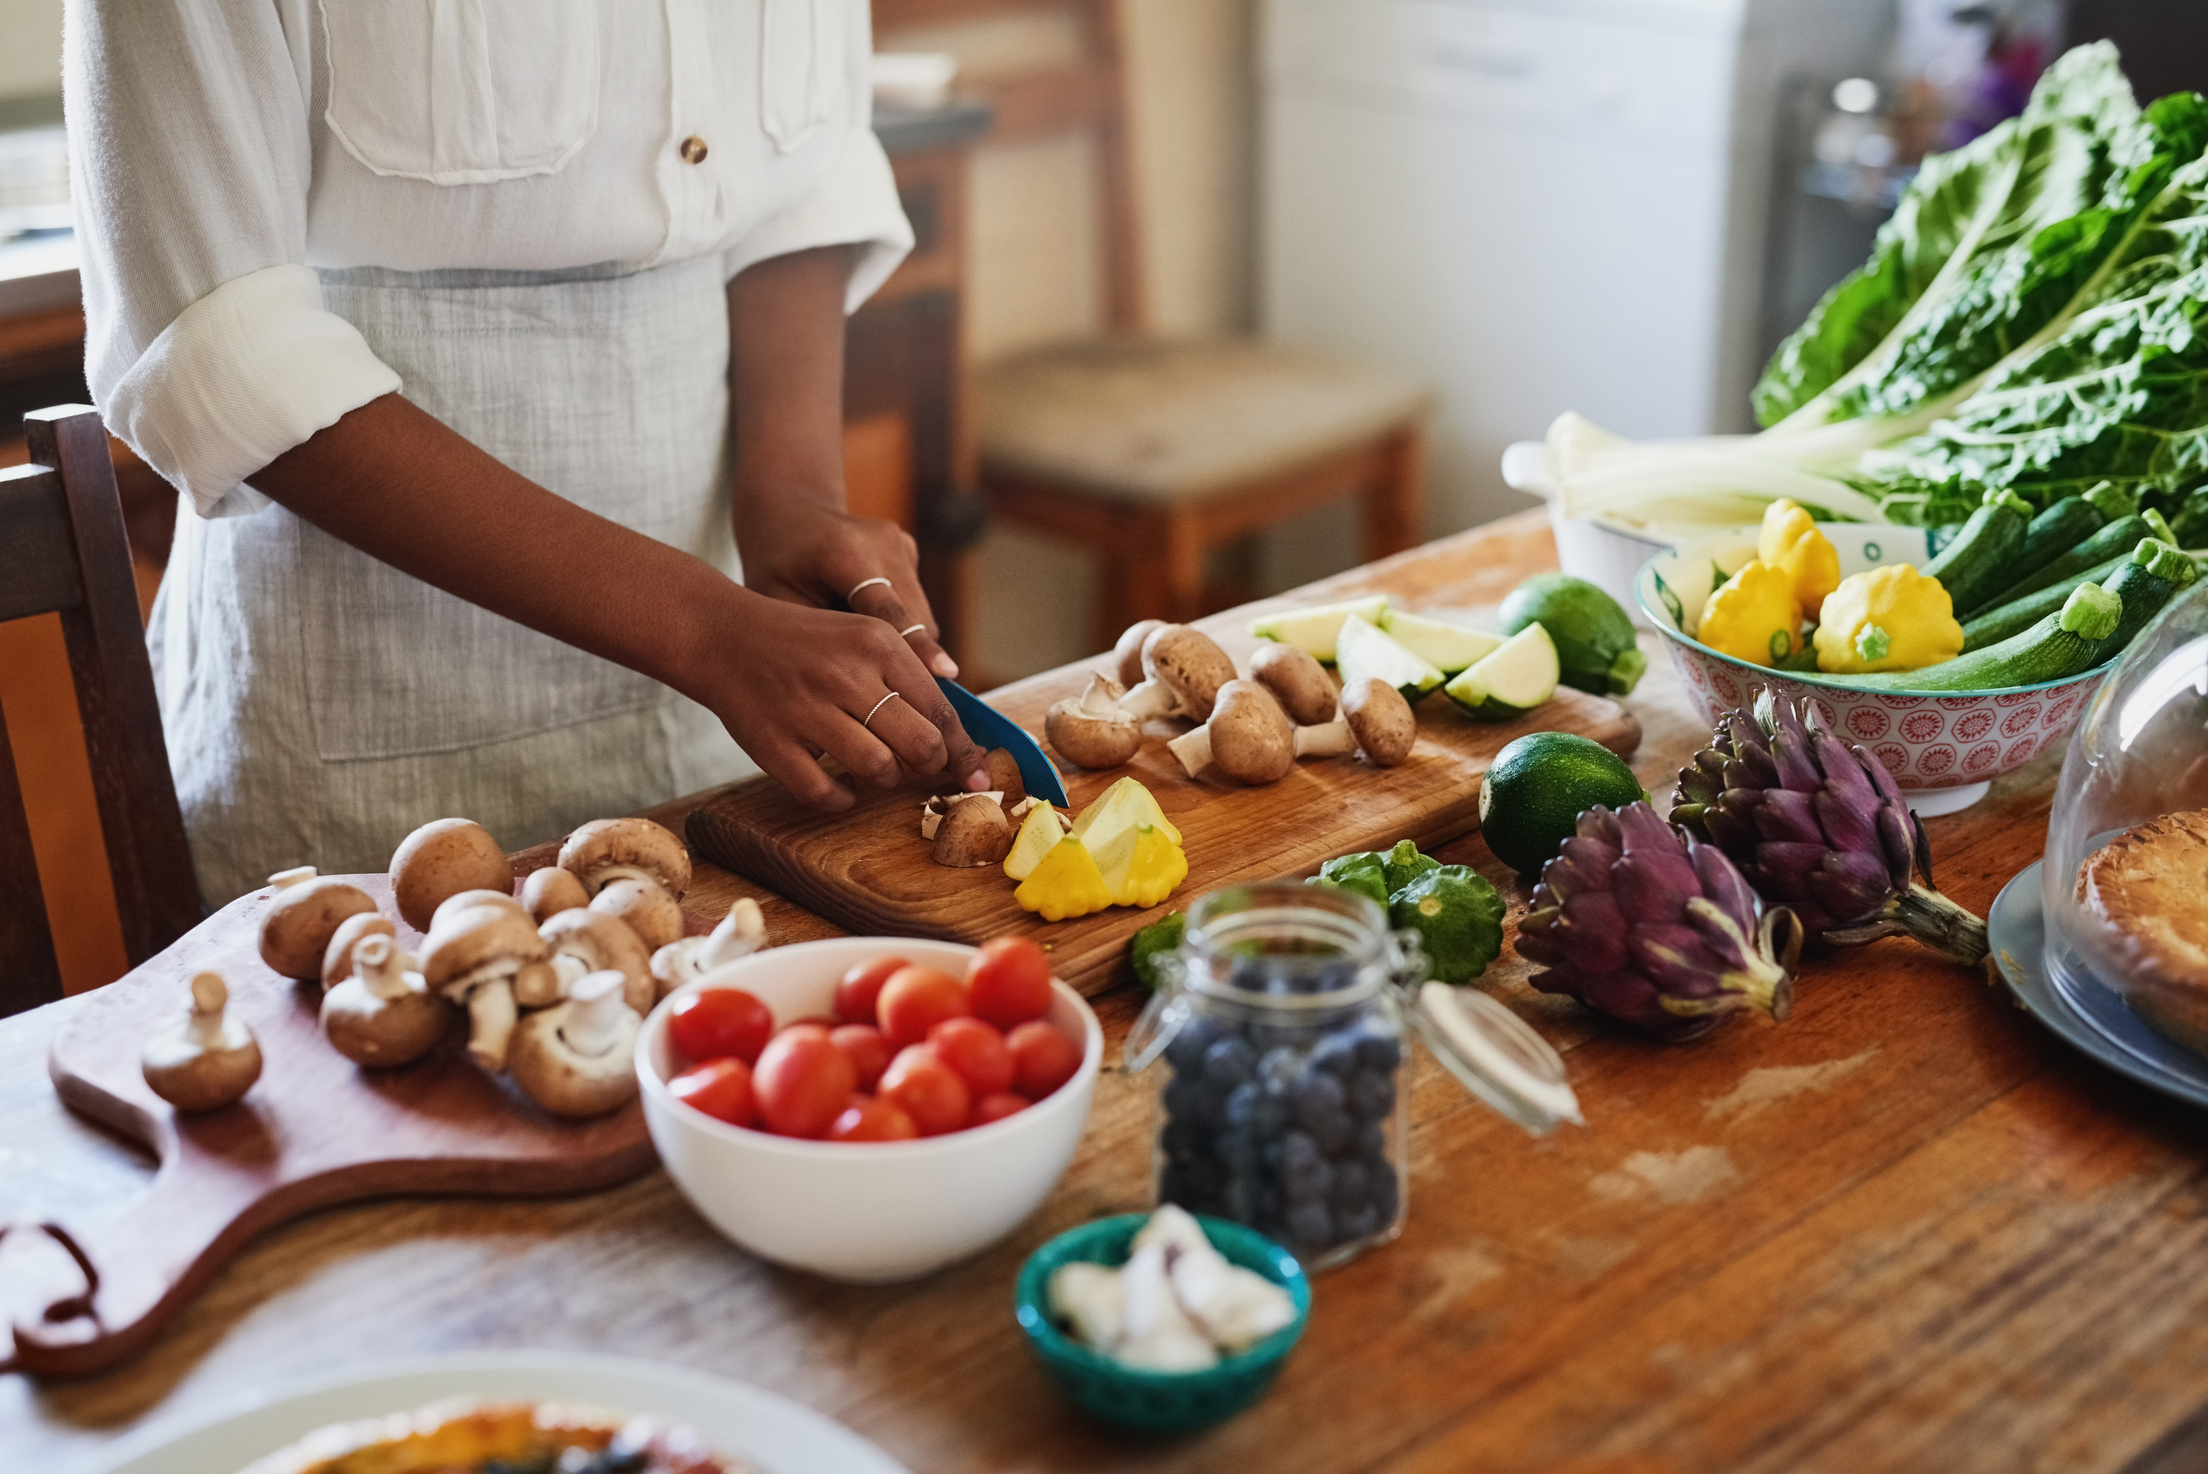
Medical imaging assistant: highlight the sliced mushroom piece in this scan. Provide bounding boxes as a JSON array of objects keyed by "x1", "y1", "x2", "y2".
[
  {"x1": 1112, "y1": 618, "x2": 1166, "y2": 689},
  {"x1": 983, "y1": 748, "x2": 1028, "y2": 809},
  {"x1": 142, "y1": 970, "x2": 262, "y2": 1112},
  {"x1": 1249, "y1": 642, "x2": 1340, "y2": 727},
  {"x1": 521, "y1": 865, "x2": 589, "y2": 925},
  {"x1": 920, "y1": 790, "x2": 1004, "y2": 841},
  {"x1": 1165, "y1": 679, "x2": 1295, "y2": 785},
  {"x1": 590, "y1": 876, "x2": 686, "y2": 952},
  {"x1": 389, "y1": 818, "x2": 513, "y2": 932},
  {"x1": 1046, "y1": 674, "x2": 1143, "y2": 769},
  {"x1": 420, "y1": 903, "x2": 554, "y2": 1071},
  {"x1": 650, "y1": 897, "x2": 768, "y2": 1001},
  {"x1": 430, "y1": 887, "x2": 526, "y2": 933},
  {"x1": 321, "y1": 911, "x2": 399, "y2": 991},
  {"x1": 258, "y1": 876, "x2": 379, "y2": 983},
  {"x1": 558, "y1": 817, "x2": 692, "y2": 900},
  {"x1": 321, "y1": 933, "x2": 448, "y2": 1067},
  {"x1": 1120, "y1": 625, "x2": 1237, "y2": 723},
  {"x1": 1293, "y1": 676, "x2": 1417, "y2": 767},
  {"x1": 934, "y1": 793, "x2": 1014, "y2": 866},
  {"x1": 508, "y1": 969, "x2": 642, "y2": 1119},
  {"x1": 540, "y1": 906, "x2": 654, "y2": 1014}
]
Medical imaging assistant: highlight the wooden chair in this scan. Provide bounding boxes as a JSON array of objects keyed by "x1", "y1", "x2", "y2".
[
  {"x1": 876, "y1": 0, "x2": 1432, "y2": 652},
  {"x1": 0, "y1": 406, "x2": 198, "y2": 1016}
]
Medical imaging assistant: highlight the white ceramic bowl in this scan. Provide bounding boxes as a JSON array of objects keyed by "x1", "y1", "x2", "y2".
[{"x1": 637, "y1": 937, "x2": 1102, "y2": 1283}]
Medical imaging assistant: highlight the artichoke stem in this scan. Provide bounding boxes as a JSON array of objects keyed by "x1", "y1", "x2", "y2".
[{"x1": 1826, "y1": 883, "x2": 1988, "y2": 967}]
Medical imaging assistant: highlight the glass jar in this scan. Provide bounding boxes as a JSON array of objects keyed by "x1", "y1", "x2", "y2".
[{"x1": 1125, "y1": 880, "x2": 1580, "y2": 1271}]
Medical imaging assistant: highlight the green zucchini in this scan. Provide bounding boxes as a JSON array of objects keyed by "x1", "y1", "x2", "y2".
[
  {"x1": 1819, "y1": 584, "x2": 2123, "y2": 691},
  {"x1": 2083, "y1": 480, "x2": 2137, "y2": 522},
  {"x1": 1919, "y1": 488, "x2": 2034, "y2": 615},
  {"x1": 1959, "y1": 551, "x2": 2127, "y2": 651},
  {"x1": 2169, "y1": 484, "x2": 2208, "y2": 548},
  {"x1": 1971, "y1": 495, "x2": 2108, "y2": 615},
  {"x1": 1927, "y1": 522, "x2": 1965, "y2": 558},
  {"x1": 2089, "y1": 539, "x2": 2199, "y2": 657},
  {"x1": 1998, "y1": 511, "x2": 2157, "y2": 603}
]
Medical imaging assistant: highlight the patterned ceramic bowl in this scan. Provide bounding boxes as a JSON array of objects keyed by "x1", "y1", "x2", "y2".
[{"x1": 1637, "y1": 526, "x2": 2107, "y2": 817}]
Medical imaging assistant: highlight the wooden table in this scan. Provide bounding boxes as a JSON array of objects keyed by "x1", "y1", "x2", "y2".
[{"x1": 8, "y1": 509, "x2": 2206, "y2": 1473}]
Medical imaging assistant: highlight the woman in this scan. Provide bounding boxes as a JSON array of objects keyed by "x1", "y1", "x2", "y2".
[{"x1": 68, "y1": 0, "x2": 990, "y2": 905}]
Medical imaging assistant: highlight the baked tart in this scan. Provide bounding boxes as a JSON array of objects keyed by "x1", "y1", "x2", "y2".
[
  {"x1": 2076, "y1": 807, "x2": 2208, "y2": 1053},
  {"x1": 234, "y1": 1398, "x2": 748, "y2": 1474}
]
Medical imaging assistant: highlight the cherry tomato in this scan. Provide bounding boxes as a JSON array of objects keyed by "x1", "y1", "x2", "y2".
[
  {"x1": 827, "y1": 1093, "x2": 920, "y2": 1142},
  {"x1": 830, "y1": 1023, "x2": 893, "y2": 1092},
  {"x1": 880, "y1": 1045, "x2": 972, "y2": 1136},
  {"x1": 971, "y1": 1091, "x2": 1030, "y2": 1126},
  {"x1": 752, "y1": 1028, "x2": 857, "y2": 1138},
  {"x1": 669, "y1": 1057, "x2": 756, "y2": 1127},
  {"x1": 927, "y1": 1016, "x2": 1015, "y2": 1098},
  {"x1": 877, "y1": 965, "x2": 969, "y2": 1048},
  {"x1": 1007, "y1": 1020, "x2": 1082, "y2": 1100},
  {"x1": 966, "y1": 936, "x2": 1054, "y2": 1028},
  {"x1": 668, "y1": 987, "x2": 775, "y2": 1065},
  {"x1": 836, "y1": 955, "x2": 908, "y2": 1025},
  {"x1": 785, "y1": 1014, "x2": 843, "y2": 1032}
]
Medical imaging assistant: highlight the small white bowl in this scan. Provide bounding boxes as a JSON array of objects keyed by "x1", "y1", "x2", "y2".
[{"x1": 637, "y1": 937, "x2": 1102, "y2": 1283}]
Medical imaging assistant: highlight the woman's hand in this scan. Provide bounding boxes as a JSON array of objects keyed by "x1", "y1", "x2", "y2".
[{"x1": 735, "y1": 496, "x2": 961, "y2": 682}]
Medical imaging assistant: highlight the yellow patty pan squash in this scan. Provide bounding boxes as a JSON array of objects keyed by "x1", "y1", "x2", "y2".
[
  {"x1": 1013, "y1": 836, "x2": 1115, "y2": 921},
  {"x1": 1813, "y1": 565, "x2": 1964, "y2": 673},
  {"x1": 1757, "y1": 498, "x2": 1842, "y2": 613},
  {"x1": 1698, "y1": 559, "x2": 1803, "y2": 666}
]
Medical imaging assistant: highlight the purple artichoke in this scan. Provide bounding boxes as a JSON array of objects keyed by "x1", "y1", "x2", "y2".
[
  {"x1": 1670, "y1": 691, "x2": 1989, "y2": 967},
  {"x1": 1518, "y1": 802, "x2": 1802, "y2": 1042}
]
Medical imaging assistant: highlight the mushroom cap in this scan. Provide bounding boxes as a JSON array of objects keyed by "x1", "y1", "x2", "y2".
[
  {"x1": 557, "y1": 817, "x2": 692, "y2": 899},
  {"x1": 521, "y1": 865, "x2": 590, "y2": 925},
  {"x1": 141, "y1": 971, "x2": 262, "y2": 1111},
  {"x1": 1340, "y1": 677, "x2": 1417, "y2": 766},
  {"x1": 507, "y1": 972, "x2": 642, "y2": 1119},
  {"x1": 320, "y1": 911, "x2": 399, "y2": 991},
  {"x1": 1142, "y1": 626, "x2": 1238, "y2": 721},
  {"x1": 1046, "y1": 676, "x2": 1143, "y2": 769},
  {"x1": 430, "y1": 887, "x2": 525, "y2": 933},
  {"x1": 1250, "y1": 642, "x2": 1340, "y2": 727},
  {"x1": 1113, "y1": 619, "x2": 1166, "y2": 689},
  {"x1": 320, "y1": 938, "x2": 448, "y2": 1067},
  {"x1": 389, "y1": 818, "x2": 512, "y2": 932},
  {"x1": 983, "y1": 748, "x2": 1028, "y2": 809},
  {"x1": 540, "y1": 906, "x2": 654, "y2": 1014},
  {"x1": 589, "y1": 876, "x2": 686, "y2": 952},
  {"x1": 258, "y1": 877, "x2": 379, "y2": 982},
  {"x1": 933, "y1": 794, "x2": 1014, "y2": 866},
  {"x1": 420, "y1": 904, "x2": 550, "y2": 995},
  {"x1": 1207, "y1": 680, "x2": 1296, "y2": 785}
]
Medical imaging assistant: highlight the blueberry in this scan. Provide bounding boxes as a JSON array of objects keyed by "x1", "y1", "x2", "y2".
[
  {"x1": 1328, "y1": 1157, "x2": 1369, "y2": 1214},
  {"x1": 1249, "y1": 1023, "x2": 1307, "y2": 1053},
  {"x1": 1217, "y1": 1125, "x2": 1263, "y2": 1174},
  {"x1": 1162, "y1": 1074, "x2": 1206, "y2": 1122},
  {"x1": 1348, "y1": 1068, "x2": 1396, "y2": 1120},
  {"x1": 1221, "y1": 1173, "x2": 1261, "y2": 1224},
  {"x1": 1259, "y1": 1047, "x2": 1303, "y2": 1088},
  {"x1": 1286, "y1": 1199, "x2": 1334, "y2": 1250},
  {"x1": 1203, "y1": 1035, "x2": 1257, "y2": 1089},
  {"x1": 1228, "y1": 1081, "x2": 1291, "y2": 1139},
  {"x1": 1292, "y1": 1072, "x2": 1353, "y2": 1154},
  {"x1": 1335, "y1": 1202, "x2": 1381, "y2": 1244},
  {"x1": 1310, "y1": 1032, "x2": 1361, "y2": 1079},
  {"x1": 1164, "y1": 1016, "x2": 1225, "y2": 1074},
  {"x1": 1355, "y1": 1120, "x2": 1388, "y2": 1158},
  {"x1": 1160, "y1": 1113, "x2": 1205, "y2": 1158},
  {"x1": 1161, "y1": 1158, "x2": 1220, "y2": 1210},
  {"x1": 1355, "y1": 1030, "x2": 1403, "y2": 1072},
  {"x1": 1277, "y1": 1130, "x2": 1331, "y2": 1202}
]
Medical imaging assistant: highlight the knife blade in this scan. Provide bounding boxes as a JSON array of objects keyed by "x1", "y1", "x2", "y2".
[{"x1": 936, "y1": 676, "x2": 1069, "y2": 807}]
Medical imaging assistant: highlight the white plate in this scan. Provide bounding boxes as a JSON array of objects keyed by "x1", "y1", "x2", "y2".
[{"x1": 78, "y1": 1350, "x2": 909, "y2": 1474}]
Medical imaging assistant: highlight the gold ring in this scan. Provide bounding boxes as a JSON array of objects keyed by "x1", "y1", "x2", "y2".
[
  {"x1": 847, "y1": 576, "x2": 893, "y2": 600},
  {"x1": 862, "y1": 692, "x2": 900, "y2": 728},
  {"x1": 897, "y1": 623, "x2": 925, "y2": 639}
]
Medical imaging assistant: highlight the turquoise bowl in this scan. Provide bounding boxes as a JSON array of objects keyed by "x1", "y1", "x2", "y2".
[{"x1": 1014, "y1": 1213, "x2": 1312, "y2": 1434}]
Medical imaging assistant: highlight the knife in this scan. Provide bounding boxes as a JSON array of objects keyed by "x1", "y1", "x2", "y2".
[{"x1": 936, "y1": 676, "x2": 1069, "y2": 807}]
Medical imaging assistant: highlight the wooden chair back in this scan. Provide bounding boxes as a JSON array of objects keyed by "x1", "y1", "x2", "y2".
[
  {"x1": 874, "y1": 0, "x2": 1145, "y2": 332},
  {"x1": 0, "y1": 406, "x2": 197, "y2": 1016}
]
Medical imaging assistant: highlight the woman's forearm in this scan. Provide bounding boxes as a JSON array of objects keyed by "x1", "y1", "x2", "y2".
[{"x1": 728, "y1": 243, "x2": 851, "y2": 536}]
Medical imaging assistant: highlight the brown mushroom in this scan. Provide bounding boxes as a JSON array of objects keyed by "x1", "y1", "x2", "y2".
[
  {"x1": 1047, "y1": 674, "x2": 1143, "y2": 769},
  {"x1": 540, "y1": 906, "x2": 654, "y2": 1014},
  {"x1": 321, "y1": 910, "x2": 399, "y2": 991},
  {"x1": 651, "y1": 897, "x2": 768, "y2": 1001},
  {"x1": 1113, "y1": 619, "x2": 1166, "y2": 689},
  {"x1": 1164, "y1": 680, "x2": 1295, "y2": 785},
  {"x1": 507, "y1": 969, "x2": 641, "y2": 1119},
  {"x1": 920, "y1": 790, "x2": 1004, "y2": 839},
  {"x1": 258, "y1": 875, "x2": 379, "y2": 983},
  {"x1": 984, "y1": 748, "x2": 1028, "y2": 809},
  {"x1": 389, "y1": 818, "x2": 512, "y2": 931},
  {"x1": 558, "y1": 817, "x2": 692, "y2": 900},
  {"x1": 420, "y1": 903, "x2": 554, "y2": 1071},
  {"x1": 933, "y1": 794, "x2": 1014, "y2": 866},
  {"x1": 1294, "y1": 677, "x2": 1417, "y2": 767},
  {"x1": 430, "y1": 887, "x2": 526, "y2": 933},
  {"x1": 521, "y1": 865, "x2": 589, "y2": 924},
  {"x1": 1121, "y1": 625, "x2": 1237, "y2": 723},
  {"x1": 141, "y1": 971, "x2": 262, "y2": 1111},
  {"x1": 321, "y1": 933, "x2": 448, "y2": 1067},
  {"x1": 590, "y1": 876, "x2": 686, "y2": 952},
  {"x1": 1250, "y1": 643, "x2": 1340, "y2": 727}
]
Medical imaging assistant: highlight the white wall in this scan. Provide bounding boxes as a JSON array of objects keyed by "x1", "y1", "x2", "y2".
[{"x1": 0, "y1": 0, "x2": 62, "y2": 101}]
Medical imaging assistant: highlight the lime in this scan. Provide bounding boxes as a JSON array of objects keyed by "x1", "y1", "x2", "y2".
[
  {"x1": 1477, "y1": 731, "x2": 1646, "y2": 876},
  {"x1": 1498, "y1": 574, "x2": 1647, "y2": 696}
]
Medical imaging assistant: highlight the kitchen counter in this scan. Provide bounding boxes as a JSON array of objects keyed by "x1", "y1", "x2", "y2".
[{"x1": 7, "y1": 509, "x2": 2203, "y2": 1473}]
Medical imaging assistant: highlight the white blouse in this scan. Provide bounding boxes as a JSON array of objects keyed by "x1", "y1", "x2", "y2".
[{"x1": 66, "y1": 0, "x2": 912, "y2": 518}]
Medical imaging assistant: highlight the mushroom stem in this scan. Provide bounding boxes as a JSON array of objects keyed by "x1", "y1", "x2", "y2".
[
  {"x1": 268, "y1": 865, "x2": 317, "y2": 890},
  {"x1": 698, "y1": 899, "x2": 766, "y2": 970},
  {"x1": 1120, "y1": 678, "x2": 1182, "y2": 723},
  {"x1": 1294, "y1": 720, "x2": 1356, "y2": 758},
  {"x1": 461, "y1": 975, "x2": 519, "y2": 1071},
  {"x1": 1166, "y1": 726, "x2": 1213, "y2": 778},
  {"x1": 186, "y1": 970, "x2": 233, "y2": 1046},
  {"x1": 353, "y1": 934, "x2": 414, "y2": 1003},
  {"x1": 562, "y1": 971, "x2": 631, "y2": 1057}
]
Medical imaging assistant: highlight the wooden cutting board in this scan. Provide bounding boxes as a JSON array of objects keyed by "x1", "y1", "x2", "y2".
[
  {"x1": 16, "y1": 874, "x2": 658, "y2": 1379},
  {"x1": 688, "y1": 598, "x2": 1642, "y2": 994}
]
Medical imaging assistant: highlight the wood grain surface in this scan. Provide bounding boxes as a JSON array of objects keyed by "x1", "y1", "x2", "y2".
[
  {"x1": 688, "y1": 579, "x2": 1641, "y2": 994},
  {"x1": 6, "y1": 511, "x2": 2205, "y2": 1474}
]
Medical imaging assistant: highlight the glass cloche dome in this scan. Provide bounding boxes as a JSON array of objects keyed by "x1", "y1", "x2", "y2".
[{"x1": 2045, "y1": 581, "x2": 2208, "y2": 1056}]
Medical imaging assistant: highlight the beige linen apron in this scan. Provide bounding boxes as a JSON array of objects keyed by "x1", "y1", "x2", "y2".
[{"x1": 149, "y1": 255, "x2": 755, "y2": 905}]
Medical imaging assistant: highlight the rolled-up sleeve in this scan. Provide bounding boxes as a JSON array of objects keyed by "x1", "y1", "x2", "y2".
[{"x1": 67, "y1": 0, "x2": 400, "y2": 518}]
